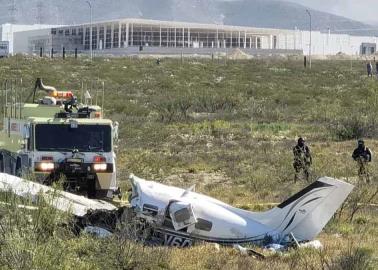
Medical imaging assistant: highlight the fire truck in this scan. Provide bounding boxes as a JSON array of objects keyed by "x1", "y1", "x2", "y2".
[{"x1": 0, "y1": 79, "x2": 119, "y2": 199}]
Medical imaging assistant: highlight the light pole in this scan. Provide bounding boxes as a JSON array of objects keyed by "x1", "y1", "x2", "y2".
[
  {"x1": 306, "y1": 9, "x2": 312, "y2": 69},
  {"x1": 85, "y1": 0, "x2": 93, "y2": 60}
]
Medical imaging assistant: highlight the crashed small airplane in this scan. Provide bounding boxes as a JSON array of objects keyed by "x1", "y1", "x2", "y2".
[
  {"x1": 128, "y1": 174, "x2": 354, "y2": 247},
  {"x1": 0, "y1": 172, "x2": 354, "y2": 249}
]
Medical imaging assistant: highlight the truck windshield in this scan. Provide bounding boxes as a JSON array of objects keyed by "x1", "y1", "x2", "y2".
[{"x1": 35, "y1": 124, "x2": 112, "y2": 152}]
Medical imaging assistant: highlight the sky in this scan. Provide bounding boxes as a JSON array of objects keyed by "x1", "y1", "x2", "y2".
[{"x1": 285, "y1": 0, "x2": 377, "y2": 23}]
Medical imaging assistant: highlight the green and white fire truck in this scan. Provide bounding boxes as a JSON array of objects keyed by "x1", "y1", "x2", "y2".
[{"x1": 0, "y1": 79, "x2": 119, "y2": 199}]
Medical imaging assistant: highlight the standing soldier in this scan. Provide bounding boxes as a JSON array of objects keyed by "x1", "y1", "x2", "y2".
[
  {"x1": 293, "y1": 137, "x2": 312, "y2": 182},
  {"x1": 352, "y1": 139, "x2": 372, "y2": 182}
]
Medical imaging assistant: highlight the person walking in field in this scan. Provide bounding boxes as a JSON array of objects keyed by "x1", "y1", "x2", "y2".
[
  {"x1": 293, "y1": 137, "x2": 312, "y2": 182},
  {"x1": 352, "y1": 139, "x2": 372, "y2": 183}
]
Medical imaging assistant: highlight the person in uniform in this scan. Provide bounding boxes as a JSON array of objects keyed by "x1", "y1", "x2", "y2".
[
  {"x1": 293, "y1": 137, "x2": 312, "y2": 182},
  {"x1": 352, "y1": 139, "x2": 372, "y2": 182}
]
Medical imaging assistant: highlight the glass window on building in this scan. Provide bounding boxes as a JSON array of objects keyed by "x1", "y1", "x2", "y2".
[
  {"x1": 132, "y1": 24, "x2": 142, "y2": 46},
  {"x1": 273, "y1": 35, "x2": 277, "y2": 49},
  {"x1": 257, "y1": 37, "x2": 261, "y2": 49},
  {"x1": 141, "y1": 25, "x2": 155, "y2": 47},
  {"x1": 99, "y1": 26, "x2": 105, "y2": 49},
  {"x1": 65, "y1": 29, "x2": 70, "y2": 36},
  {"x1": 72, "y1": 28, "x2": 77, "y2": 36},
  {"x1": 218, "y1": 31, "x2": 226, "y2": 48},
  {"x1": 184, "y1": 29, "x2": 189, "y2": 47},
  {"x1": 113, "y1": 25, "x2": 119, "y2": 48},
  {"x1": 92, "y1": 27, "x2": 97, "y2": 49},
  {"x1": 51, "y1": 28, "x2": 57, "y2": 35},
  {"x1": 106, "y1": 27, "x2": 112, "y2": 49},
  {"x1": 246, "y1": 36, "x2": 251, "y2": 48},
  {"x1": 58, "y1": 29, "x2": 64, "y2": 35},
  {"x1": 121, "y1": 24, "x2": 127, "y2": 47},
  {"x1": 251, "y1": 36, "x2": 256, "y2": 48},
  {"x1": 161, "y1": 28, "x2": 168, "y2": 47},
  {"x1": 78, "y1": 28, "x2": 84, "y2": 44},
  {"x1": 84, "y1": 27, "x2": 90, "y2": 50},
  {"x1": 176, "y1": 28, "x2": 183, "y2": 47}
]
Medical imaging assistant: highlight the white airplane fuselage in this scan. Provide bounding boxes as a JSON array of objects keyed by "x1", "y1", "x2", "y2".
[{"x1": 129, "y1": 175, "x2": 354, "y2": 247}]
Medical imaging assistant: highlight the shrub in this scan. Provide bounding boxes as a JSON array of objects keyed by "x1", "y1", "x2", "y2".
[
  {"x1": 330, "y1": 115, "x2": 375, "y2": 140},
  {"x1": 331, "y1": 247, "x2": 374, "y2": 270}
]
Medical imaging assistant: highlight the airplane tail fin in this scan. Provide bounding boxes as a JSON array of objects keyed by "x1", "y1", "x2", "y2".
[{"x1": 253, "y1": 177, "x2": 354, "y2": 242}]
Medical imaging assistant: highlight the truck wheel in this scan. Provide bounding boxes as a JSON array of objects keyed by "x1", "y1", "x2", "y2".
[
  {"x1": 15, "y1": 157, "x2": 22, "y2": 177},
  {"x1": 0, "y1": 154, "x2": 3, "y2": 172},
  {"x1": 87, "y1": 176, "x2": 97, "y2": 199}
]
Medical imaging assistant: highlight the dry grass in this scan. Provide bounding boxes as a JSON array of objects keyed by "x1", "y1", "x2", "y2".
[{"x1": 0, "y1": 56, "x2": 378, "y2": 269}]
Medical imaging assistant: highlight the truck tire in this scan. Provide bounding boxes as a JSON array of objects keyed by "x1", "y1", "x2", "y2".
[
  {"x1": 87, "y1": 175, "x2": 97, "y2": 199},
  {"x1": 0, "y1": 154, "x2": 3, "y2": 173}
]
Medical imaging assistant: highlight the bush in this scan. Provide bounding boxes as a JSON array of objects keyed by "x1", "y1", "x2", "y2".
[
  {"x1": 331, "y1": 115, "x2": 375, "y2": 140},
  {"x1": 331, "y1": 247, "x2": 374, "y2": 270}
]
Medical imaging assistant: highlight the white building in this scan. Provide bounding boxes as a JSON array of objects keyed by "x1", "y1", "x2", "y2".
[
  {"x1": 9, "y1": 18, "x2": 378, "y2": 56},
  {"x1": 0, "y1": 23, "x2": 59, "y2": 54}
]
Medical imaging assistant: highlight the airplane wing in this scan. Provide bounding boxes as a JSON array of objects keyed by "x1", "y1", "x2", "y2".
[{"x1": 0, "y1": 173, "x2": 116, "y2": 217}]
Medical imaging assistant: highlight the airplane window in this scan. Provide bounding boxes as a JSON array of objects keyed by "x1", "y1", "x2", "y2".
[
  {"x1": 174, "y1": 208, "x2": 191, "y2": 223},
  {"x1": 195, "y1": 218, "x2": 212, "y2": 231},
  {"x1": 143, "y1": 204, "x2": 158, "y2": 216}
]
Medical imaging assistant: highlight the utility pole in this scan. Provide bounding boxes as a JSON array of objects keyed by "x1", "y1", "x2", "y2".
[
  {"x1": 85, "y1": 0, "x2": 93, "y2": 60},
  {"x1": 306, "y1": 9, "x2": 312, "y2": 69},
  {"x1": 36, "y1": 1, "x2": 43, "y2": 24},
  {"x1": 8, "y1": 0, "x2": 17, "y2": 23}
]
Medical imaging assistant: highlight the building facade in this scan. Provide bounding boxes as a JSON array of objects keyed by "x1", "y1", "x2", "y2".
[
  {"x1": 0, "y1": 24, "x2": 58, "y2": 54},
  {"x1": 0, "y1": 41, "x2": 9, "y2": 57},
  {"x1": 10, "y1": 18, "x2": 378, "y2": 56}
]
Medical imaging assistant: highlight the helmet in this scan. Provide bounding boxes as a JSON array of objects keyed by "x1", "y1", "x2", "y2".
[
  {"x1": 358, "y1": 139, "x2": 364, "y2": 146},
  {"x1": 298, "y1": 137, "x2": 305, "y2": 144}
]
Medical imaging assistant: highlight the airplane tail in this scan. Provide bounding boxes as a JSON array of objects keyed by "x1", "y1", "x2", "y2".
[{"x1": 250, "y1": 177, "x2": 354, "y2": 242}]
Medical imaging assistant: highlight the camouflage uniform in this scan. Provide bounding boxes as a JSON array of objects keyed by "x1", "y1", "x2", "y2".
[
  {"x1": 293, "y1": 138, "x2": 312, "y2": 182},
  {"x1": 352, "y1": 139, "x2": 372, "y2": 182}
]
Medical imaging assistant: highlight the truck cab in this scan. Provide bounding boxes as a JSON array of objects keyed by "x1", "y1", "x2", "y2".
[{"x1": 0, "y1": 80, "x2": 118, "y2": 199}]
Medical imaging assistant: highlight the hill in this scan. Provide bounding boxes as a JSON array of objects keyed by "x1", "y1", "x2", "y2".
[{"x1": 0, "y1": 0, "x2": 376, "y2": 36}]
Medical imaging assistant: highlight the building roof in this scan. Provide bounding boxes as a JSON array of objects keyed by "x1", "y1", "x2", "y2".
[{"x1": 57, "y1": 18, "x2": 295, "y2": 35}]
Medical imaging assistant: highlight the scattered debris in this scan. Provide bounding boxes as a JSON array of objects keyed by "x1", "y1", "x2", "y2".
[{"x1": 233, "y1": 244, "x2": 265, "y2": 259}]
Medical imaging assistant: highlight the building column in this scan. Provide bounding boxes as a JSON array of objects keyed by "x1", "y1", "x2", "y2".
[
  {"x1": 96, "y1": 24, "x2": 100, "y2": 50},
  {"x1": 216, "y1": 27, "x2": 219, "y2": 48},
  {"x1": 166, "y1": 28, "x2": 169, "y2": 47},
  {"x1": 238, "y1": 31, "x2": 241, "y2": 48},
  {"x1": 118, "y1": 22, "x2": 122, "y2": 48},
  {"x1": 110, "y1": 24, "x2": 114, "y2": 48},
  {"x1": 188, "y1": 28, "x2": 190, "y2": 47},
  {"x1": 83, "y1": 27, "x2": 86, "y2": 46},
  {"x1": 255, "y1": 36, "x2": 258, "y2": 49},
  {"x1": 182, "y1": 27, "x2": 185, "y2": 48},
  {"x1": 125, "y1": 23, "x2": 129, "y2": 48},
  {"x1": 244, "y1": 32, "x2": 247, "y2": 49},
  {"x1": 159, "y1": 25, "x2": 162, "y2": 47},
  {"x1": 174, "y1": 27, "x2": 177, "y2": 47},
  {"x1": 269, "y1": 35, "x2": 273, "y2": 49},
  {"x1": 131, "y1": 23, "x2": 134, "y2": 46}
]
